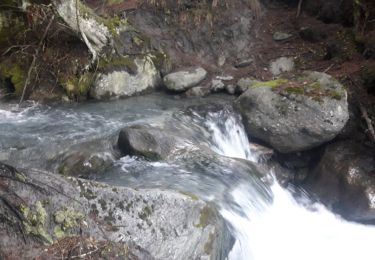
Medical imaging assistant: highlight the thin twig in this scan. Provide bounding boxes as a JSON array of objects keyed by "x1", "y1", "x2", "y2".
[
  {"x1": 296, "y1": 0, "x2": 303, "y2": 18},
  {"x1": 70, "y1": 248, "x2": 99, "y2": 259},
  {"x1": 323, "y1": 63, "x2": 334, "y2": 73},
  {"x1": 19, "y1": 14, "x2": 55, "y2": 104},
  {"x1": 2, "y1": 45, "x2": 32, "y2": 56}
]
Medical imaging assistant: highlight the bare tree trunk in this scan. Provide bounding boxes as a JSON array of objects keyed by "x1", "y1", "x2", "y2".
[{"x1": 52, "y1": 0, "x2": 112, "y2": 61}]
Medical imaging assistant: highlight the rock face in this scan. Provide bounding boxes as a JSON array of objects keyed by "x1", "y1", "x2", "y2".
[
  {"x1": 90, "y1": 57, "x2": 160, "y2": 100},
  {"x1": 118, "y1": 125, "x2": 181, "y2": 160},
  {"x1": 235, "y1": 71, "x2": 349, "y2": 153},
  {"x1": 303, "y1": 141, "x2": 375, "y2": 222},
  {"x1": 163, "y1": 67, "x2": 207, "y2": 92},
  {"x1": 0, "y1": 163, "x2": 229, "y2": 259}
]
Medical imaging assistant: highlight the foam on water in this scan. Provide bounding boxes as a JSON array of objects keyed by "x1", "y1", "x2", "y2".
[{"x1": 206, "y1": 109, "x2": 375, "y2": 260}]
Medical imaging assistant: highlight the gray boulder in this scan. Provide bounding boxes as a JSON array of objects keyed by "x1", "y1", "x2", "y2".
[
  {"x1": 236, "y1": 77, "x2": 258, "y2": 94},
  {"x1": 235, "y1": 71, "x2": 349, "y2": 153},
  {"x1": 90, "y1": 56, "x2": 160, "y2": 100},
  {"x1": 0, "y1": 163, "x2": 229, "y2": 259},
  {"x1": 273, "y1": 31, "x2": 293, "y2": 41},
  {"x1": 270, "y1": 57, "x2": 295, "y2": 76},
  {"x1": 184, "y1": 86, "x2": 211, "y2": 97},
  {"x1": 163, "y1": 67, "x2": 207, "y2": 92},
  {"x1": 210, "y1": 79, "x2": 226, "y2": 93},
  {"x1": 303, "y1": 141, "x2": 375, "y2": 222},
  {"x1": 225, "y1": 84, "x2": 236, "y2": 95},
  {"x1": 118, "y1": 125, "x2": 181, "y2": 160}
]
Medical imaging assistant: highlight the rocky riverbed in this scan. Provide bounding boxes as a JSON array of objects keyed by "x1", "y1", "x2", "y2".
[{"x1": 1, "y1": 0, "x2": 375, "y2": 259}]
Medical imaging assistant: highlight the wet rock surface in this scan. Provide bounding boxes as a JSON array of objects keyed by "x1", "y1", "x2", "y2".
[
  {"x1": 235, "y1": 71, "x2": 349, "y2": 153},
  {"x1": 303, "y1": 141, "x2": 375, "y2": 222},
  {"x1": 54, "y1": 138, "x2": 117, "y2": 178},
  {"x1": 0, "y1": 163, "x2": 228, "y2": 259}
]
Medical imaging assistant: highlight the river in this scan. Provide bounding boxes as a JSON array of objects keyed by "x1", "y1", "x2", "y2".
[{"x1": 1, "y1": 93, "x2": 375, "y2": 259}]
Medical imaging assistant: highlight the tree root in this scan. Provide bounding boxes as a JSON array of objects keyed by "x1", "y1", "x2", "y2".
[{"x1": 359, "y1": 102, "x2": 375, "y2": 143}]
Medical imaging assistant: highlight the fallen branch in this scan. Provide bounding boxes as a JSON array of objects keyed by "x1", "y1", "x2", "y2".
[
  {"x1": 359, "y1": 102, "x2": 375, "y2": 143},
  {"x1": 323, "y1": 63, "x2": 334, "y2": 73},
  {"x1": 19, "y1": 14, "x2": 55, "y2": 104}
]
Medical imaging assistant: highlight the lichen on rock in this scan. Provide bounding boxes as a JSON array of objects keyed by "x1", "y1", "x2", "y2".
[
  {"x1": 54, "y1": 207, "x2": 84, "y2": 231},
  {"x1": 19, "y1": 201, "x2": 53, "y2": 245}
]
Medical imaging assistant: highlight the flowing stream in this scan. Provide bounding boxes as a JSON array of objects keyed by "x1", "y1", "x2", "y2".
[{"x1": 1, "y1": 93, "x2": 375, "y2": 259}]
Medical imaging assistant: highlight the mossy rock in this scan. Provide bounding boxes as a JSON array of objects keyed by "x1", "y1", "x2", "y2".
[
  {"x1": 60, "y1": 72, "x2": 94, "y2": 100},
  {"x1": 97, "y1": 55, "x2": 137, "y2": 73},
  {"x1": 242, "y1": 75, "x2": 344, "y2": 101},
  {"x1": 251, "y1": 79, "x2": 288, "y2": 88},
  {"x1": 0, "y1": 61, "x2": 26, "y2": 97}
]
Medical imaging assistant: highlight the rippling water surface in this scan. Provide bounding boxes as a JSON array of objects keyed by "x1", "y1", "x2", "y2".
[{"x1": 1, "y1": 94, "x2": 375, "y2": 260}]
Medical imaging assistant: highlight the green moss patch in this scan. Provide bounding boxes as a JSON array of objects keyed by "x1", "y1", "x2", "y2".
[
  {"x1": 252, "y1": 79, "x2": 289, "y2": 88},
  {"x1": 97, "y1": 55, "x2": 136, "y2": 72},
  {"x1": 61, "y1": 72, "x2": 93, "y2": 99},
  {"x1": 0, "y1": 62, "x2": 26, "y2": 96},
  {"x1": 252, "y1": 77, "x2": 344, "y2": 101},
  {"x1": 195, "y1": 206, "x2": 213, "y2": 228}
]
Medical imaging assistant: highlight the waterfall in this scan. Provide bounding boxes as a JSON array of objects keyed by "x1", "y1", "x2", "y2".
[
  {"x1": 206, "y1": 109, "x2": 375, "y2": 260},
  {"x1": 205, "y1": 109, "x2": 255, "y2": 162}
]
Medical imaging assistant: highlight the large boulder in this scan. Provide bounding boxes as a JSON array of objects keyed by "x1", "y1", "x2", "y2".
[
  {"x1": 303, "y1": 141, "x2": 375, "y2": 223},
  {"x1": 163, "y1": 67, "x2": 207, "y2": 92},
  {"x1": 90, "y1": 56, "x2": 161, "y2": 100},
  {"x1": 118, "y1": 125, "x2": 182, "y2": 160},
  {"x1": 0, "y1": 163, "x2": 229, "y2": 259},
  {"x1": 235, "y1": 71, "x2": 349, "y2": 153}
]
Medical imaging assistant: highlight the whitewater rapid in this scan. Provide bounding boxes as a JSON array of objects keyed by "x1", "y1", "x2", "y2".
[{"x1": 206, "y1": 110, "x2": 375, "y2": 260}]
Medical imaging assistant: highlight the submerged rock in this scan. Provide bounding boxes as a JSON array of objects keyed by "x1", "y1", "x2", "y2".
[
  {"x1": 118, "y1": 125, "x2": 181, "y2": 160},
  {"x1": 51, "y1": 137, "x2": 117, "y2": 178},
  {"x1": 303, "y1": 141, "x2": 375, "y2": 222},
  {"x1": 90, "y1": 56, "x2": 160, "y2": 100},
  {"x1": 0, "y1": 163, "x2": 229, "y2": 259},
  {"x1": 163, "y1": 67, "x2": 207, "y2": 92},
  {"x1": 235, "y1": 71, "x2": 349, "y2": 153}
]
